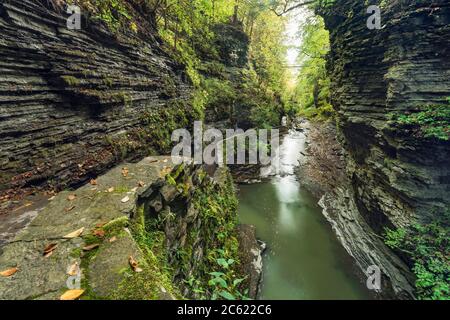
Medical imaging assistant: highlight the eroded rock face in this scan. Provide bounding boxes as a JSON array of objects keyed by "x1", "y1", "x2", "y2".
[
  {"x1": 236, "y1": 224, "x2": 264, "y2": 299},
  {"x1": 319, "y1": 0, "x2": 450, "y2": 298},
  {"x1": 0, "y1": 0, "x2": 195, "y2": 196}
]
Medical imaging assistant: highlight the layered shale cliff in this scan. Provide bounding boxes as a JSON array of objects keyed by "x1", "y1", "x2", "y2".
[
  {"x1": 319, "y1": 0, "x2": 450, "y2": 298},
  {"x1": 0, "y1": 0, "x2": 198, "y2": 201}
]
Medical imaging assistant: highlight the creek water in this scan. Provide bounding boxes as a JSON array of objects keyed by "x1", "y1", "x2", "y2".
[{"x1": 237, "y1": 129, "x2": 372, "y2": 300}]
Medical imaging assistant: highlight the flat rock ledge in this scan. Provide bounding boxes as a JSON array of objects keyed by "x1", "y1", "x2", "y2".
[{"x1": 0, "y1": 156, "x2": 179, "y2": 300}]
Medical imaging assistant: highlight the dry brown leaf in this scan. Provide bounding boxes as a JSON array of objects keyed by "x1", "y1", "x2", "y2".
[
  {"x1": 95, "y1": 222, "x2": 106, "y2": 228},
  {"x1": 67, "y1": 194, "x2": 76, "y2": 201},
  {"x1": 65, "y1": 206, "x2": 76, "y2": 212},
  {"x1": 0, "y1": 267, "x2": 18, "y2": 277},
  {"x1": 109, "y1": 236, "x2": 117, "y2": 243},
  {"x1": 48, "y1": 196, "x2": 56, "y2": 201},
  {"x1": 93, "y1": 229, "x2": 105, "y2": 238},
  {"x1": 90, "y1": 179, "x2": 97, "y2": 185},
  {"x1": 63, "y1": 227, "x2": 85, "y2": 239},
  {"x1": 149, "y1": 159, "x2": 158, "y2": 163},
  {"x1": 129, "y1": 256, "x2": 143, "y2": 273},
  {"x1": 43, "y1": 243, "x2": 58, "y2": 257},
  {"x1": 121, "y1": 167, "x2": 129, "y2": 177},
  {"x1": 107, "y1": 187, "x2": 114, "y2": 193},
  {"x1": 60, "y1": 289, "x2": 84, "y2": 300},
  {"x1": 67, "y1": 262, "x2": 79, "y2": 276},
  {"x1": 138, "y1": 181, "x2": 145, "y2": 187},
  {"x1": 121, "y1": 196, "x2": 130, "y2": 203},
  {"x1": 83, "y1": 243, "x2": 100, "y2": 251}
]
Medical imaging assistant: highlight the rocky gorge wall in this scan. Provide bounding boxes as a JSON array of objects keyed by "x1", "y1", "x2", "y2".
[
  {"x1": 319, "y1": 0, "x2": 450, "y2": 298},
  {"x1": 0, "y1": 0, "x2": 197, "y2": 201}
]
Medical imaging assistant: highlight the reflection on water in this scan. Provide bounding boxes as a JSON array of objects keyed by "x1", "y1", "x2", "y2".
[{"x1": 238, "y1": 130, "x2": 372, "y2": 300}]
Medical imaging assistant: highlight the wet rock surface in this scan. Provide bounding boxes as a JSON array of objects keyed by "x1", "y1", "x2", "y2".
[
  {"x1": 0, "y1": 156, "x2": 247, "y2": 300},
  {"x1": 0, "y1": 156, "x2": 186, "y2": 299},
  {"x1": 236, "y1": 224, "x2": 263, "y2": 299}
]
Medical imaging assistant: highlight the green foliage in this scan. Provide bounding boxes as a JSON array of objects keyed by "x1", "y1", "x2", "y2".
[
  {"x1": 72, "y1": 0, "x2": 133, "y2": 32},
  {"x1": 156, "y1": 0, "x2": 290, "y2": 128},
  {"x1": 384, "y1": 209, "x2": 450, "y2": 300},
  {"x1": 389, "y1": 99, "x2": 450, "y2": 141},
  {"x1": 243, "y1": 10, "x2": 290, "y2": 128},
  {"x1": 291, "y1": 16, "x2": 333, "y2": 121}
]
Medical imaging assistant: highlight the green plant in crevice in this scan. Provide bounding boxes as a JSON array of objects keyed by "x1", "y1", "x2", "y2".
[
  {"x1": 388, "y1": 98, "x2": 450, "y2": 141},
  {"x1": 164, "y1": 166, "x2": 248, "y2": 300},
  {"x1": 384, "y1": 208, "x2": 450, "y2": 300}
]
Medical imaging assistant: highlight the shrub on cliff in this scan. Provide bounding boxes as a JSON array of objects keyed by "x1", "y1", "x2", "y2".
[
  {"x1": 384, "y1": 209, "x2": 450, "y2": 300},
  {"x1": 389, "y1": 98, "x2": 450, "y2": 141}
]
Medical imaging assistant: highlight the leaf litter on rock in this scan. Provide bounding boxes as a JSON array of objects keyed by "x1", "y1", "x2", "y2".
[
  {"x1": 43, "y1": 243, "x2": 58, "y2": 257},
  {"x1": 0, "y1": 267, "x2": 18, "y2": 277},
  {"x1": 83, "y1": 243, "x2": 100, "y2": 251},
  {"x1": 63, "y1": 227, "x2": 85, "y2": 239},
  {"x1": 60, "y1": 289, "x2": 84, "y2": 300}
]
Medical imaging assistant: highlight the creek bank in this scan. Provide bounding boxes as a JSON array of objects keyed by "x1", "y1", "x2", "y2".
[
  {"x1": 296, "y1": 120, "x2": 415, "y2": 299},
  {"x1": 0, "y1": 156, "x2": 257, "y2": 300}
]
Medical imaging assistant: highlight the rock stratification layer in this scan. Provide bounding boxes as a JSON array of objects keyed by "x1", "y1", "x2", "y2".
[
  {"x1": 0, "y1": 0, "x2": 195, "y2": 196},
  {"x1": 320, "y1": 0, "x2": 450, "y2": 298}
]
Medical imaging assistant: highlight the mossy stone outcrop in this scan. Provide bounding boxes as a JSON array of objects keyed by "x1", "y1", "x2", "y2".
[{"x1": 0, "y1": 156, "x2": 246, "y2": 300}]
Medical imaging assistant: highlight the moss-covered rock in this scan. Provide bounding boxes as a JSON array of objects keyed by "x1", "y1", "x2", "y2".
[{"x1": 0, "y1": 156, "x2": 248, "y2": 300}]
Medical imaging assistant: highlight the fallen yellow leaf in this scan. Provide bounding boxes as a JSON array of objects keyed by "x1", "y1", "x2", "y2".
[
  {"x1": 121, "y1": 196, "x2": 130, "y2": 203},
  {"x1": 83, "y1": 243, "x2": 100, "y2": 251},
  {"x1": 121, "y1": 167, "x2": 129, "y2": 177},
  {"x1": 107, "y1": 187, "x2": 114, "y2": 193},
  {"x1": 90, "y1": 179, "x2": 97, "y2": 185},
  {"x1": 138, "y1": 181, "x2": 145, "y2": 187},
  {"x1": 109, "y1": 236, "x2": 117, "y2": 243},
  {"x1": 67, "y1": 194, "x2": 76, "y2": 201},
  {"x1": 63, "y1": 227, "x2": 85, "y2": 239},
  {"x1": 0, "y1": 267, "x2": 18, "y2": 277},
  {"x1": 60, "y1": 289, "x2": 85, "y2": 300}
]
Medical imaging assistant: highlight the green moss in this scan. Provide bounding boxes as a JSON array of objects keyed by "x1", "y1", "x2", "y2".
[
  {"x1": 61, "y1": 75, "x2": 80, "y2": 87},
  {"x1": 112, "y1": 205, "x2": 181, "y2": 300},
  {"x1": 103, "y1": 216, "x2": 130, "y2": 236},
  {"x1": 103, "y1": 77, "x2": 114, "y2": 88}
]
